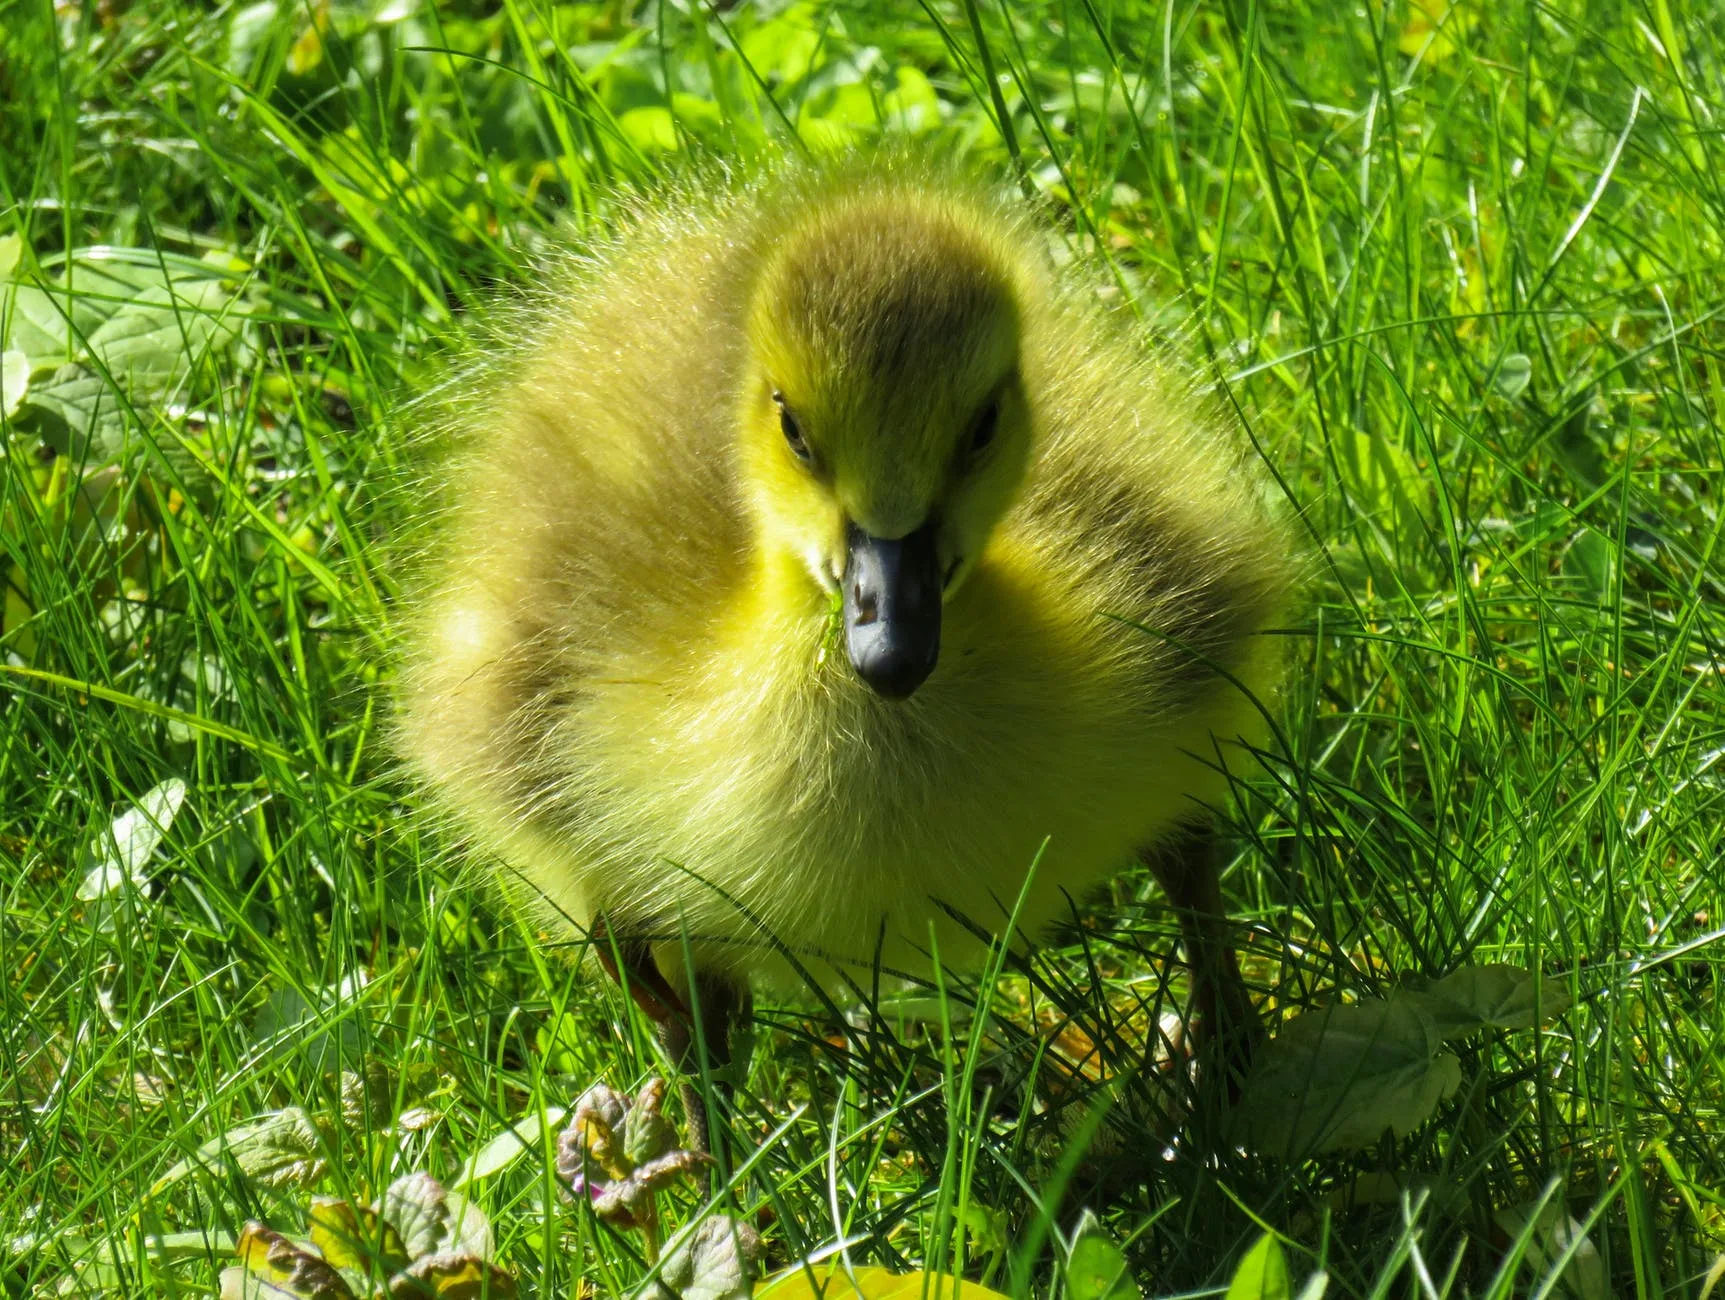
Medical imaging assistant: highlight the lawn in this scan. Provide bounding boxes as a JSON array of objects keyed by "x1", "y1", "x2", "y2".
[{"x1": 3, "y1": 0, "x2": 1723, "y2": 1296}]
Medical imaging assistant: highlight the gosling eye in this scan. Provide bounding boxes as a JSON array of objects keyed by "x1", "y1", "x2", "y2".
[
  {"x1": 773, "y1": 390, "x2": 812, "y2": 462},
  {"x1": 966, "y1": 399, "x2": 1000, "y2": 461}
]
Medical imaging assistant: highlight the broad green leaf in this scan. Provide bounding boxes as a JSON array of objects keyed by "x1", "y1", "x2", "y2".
[
  {"x1": 226, "y1": 1, "x2": 286, "y2": 77},
  {"x1": 819, "y1": 80, "x2": 882, "y2": 129},
  {"x1": 32, "y1": 256, "x2": 223, "y2": 344},
  {"x1": 959, "y1": 1204, "x2": 1007, "y2": 1267},
  {"x1": 1329, "y1": 1171, "x2": 1457, "y2": 1213},
  {"x1": 389, "y1": 1250, "x2": 517, "y2": 1298},
  {"x1": 309, "y1": 1199, "x2": 408, "y2": 1276},
  {"x1": 338, "y1": 1061, "x2": 395, "y2": 1131},
  {"x1": 453, "y1": 1106, "x2": 565, "y2": 1188},
  {"x1": 11, "y1": 254, "x2": 241, "y2": 468},
  {"x1": 383, "y1": 1172, "x2": 454, "y2": 1260},
  {"x1": 759, "y1": 1265, "x2": 1012, "y2": 1300},
  {"x1": 1564, "y1": 528, "x2": 1615, "y2": 599},
  {"x1": 222, "y1": 1265, "x2": 314, "y2": 1300},
  {"x1": 145, "y1": 1229, "x2": 239, "y2": 1259},
  {"x1": 1237, "y1": 998, "x2": 1461, "y2": 1158},
  {"x1": 647, "y1": 1216, "x2": 764, "y2": 1300},
  {"x1": 741, "y1": 11, "x2": 821, "y2": 84},
  {"x1": 1554, "y1": 392, "x2": 1606, "y2": 489},
  {"x1": 0, "y1": 234, "x2": 19, "y2": 280},
  {"x1": 1493, "y1": 353, "x2": 1533, "y2": 399},
  {"x1": 1410, "y1": 965, "x2": 1571, "y2": 1039},
  {"x1": 1398, "y1": 0, "x2": 1474, "y2": 60},
  {"x1": 83, "y1": 276, "x2": 234, "y2": 380},
  {"x1": 622, "y1": 1076, "x2": 678, "y2": 1166},
  {"x1": 21, "y1": 364, "x2": 126, "y2": 461},
  {"x1": 287, "y1": 16, "x2": 326, "y2": 76},
  {"x1": 437, "y1": 1190, "x2": 494, "y2": 1261},
  {"x1": 77, "y1": 776, "x2": 187, "y2": 901},
  {"x1": 1495, "y1": 1201, "x2": 1608, "y2": 1300},
  {"x1": 153, "y1": 1106, "x2": 330, "y2": 1193},
  {"x1": 1, "y1": 349, "x2": 25, "y2": 416},
  {"x1": 377, "y1": 1171, "x2": 493, "y2": 1263},
  {"x1": 250, "y1": 974, "x2": 369, "y2": 1072},
  {"x1": 0, "y1": 280, "x2": 71, "y2": 361},
  {"x1": 241, "y1": 1107, "x2": 333, "y2": 1191},
  {"x1": 59, "y1": 1229, "x2": 237, "y2": 1292},
  {"x1": 619, "y1": 106, "x2": 679, "y2": 153},
  {"x1": 1225, "y1": 1234, "x2": 1291, "y2": 1300},
  {"x1": 671, "y1": 93, "x2": 726, "y2": 139},
  {"x1": 1067, "y1": 1227, "x2": 1138, "y2": 1300},
  {"x1": 881, "y1": 67, "x2": 941, "y2": 132},
  {"x1": 224, "y1": 1224, "x2": 356, "y2": 1300}
]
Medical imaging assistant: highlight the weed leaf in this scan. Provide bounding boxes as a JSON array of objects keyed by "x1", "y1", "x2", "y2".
[
  {"x1": 1495, "y1": 1200, "x2": 1607, "y2": 1300},
  {"x1": 308, "y1": 1199, "x2": 408, "y2": 1276},
  {"x1": 382, "y1": 1173, "x2": 455, "y2": 1260},
  {"x1": 77, "y1": 776, "x2": 187, "y2": 901},
  {"x1": 1410, "y1": 964, "x2": 1571, "y2": 1039},
  {"x1": 1493, "y1": 353, "x2": 1533, "y2": 399},
  {"x1": 452, "y1": 1107, "x2": 566, "y2": 1188},
  {"x1": 1065, "y1": 1210, "x2": 1138, "y2": 1300},
  {"x1": 222, "y1": 1224, "x2": 356, "y2": 1299},
  {"x1": 1224, "y1": 1233, "x2": 1291, "y2": 1300},
  {"x1": 155, "y1": 1106, "x2": 331, "y2": 1193},
  {"x1": 1237, "y1": 998, "x2": 1461, "y2": 1158},
  {"x1": 388, "y1": 1250, "x2": 517, "y2": 1298},
  {"x1": 646, "y1": 1214, "x2": 764, "y2": 1300},
  {"x1": 1, "y1": 349, "x2": 25, "y2": 416}
]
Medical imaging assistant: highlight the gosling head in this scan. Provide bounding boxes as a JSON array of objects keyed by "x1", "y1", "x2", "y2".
[{"x1": 738, "y1": 194, "x2": 1032, "y2": 700}]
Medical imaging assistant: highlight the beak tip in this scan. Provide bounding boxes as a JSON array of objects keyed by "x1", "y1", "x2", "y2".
[{"x1": 847, "y1": 628, "x2": 939, "y2": 699}]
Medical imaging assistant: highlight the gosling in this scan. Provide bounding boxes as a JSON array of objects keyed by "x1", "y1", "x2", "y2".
[{"x1": 396, "y1": 155, "x2": 1293, "y2": 1117}]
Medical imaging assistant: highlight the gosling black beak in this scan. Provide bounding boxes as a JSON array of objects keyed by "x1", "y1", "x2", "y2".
[{"x1": 842, "y1": 519, "x2": 942, "y2": 700}]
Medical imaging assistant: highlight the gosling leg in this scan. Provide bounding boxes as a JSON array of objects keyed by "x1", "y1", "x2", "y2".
[
  {"x1": 591, "y1": 918, "x2": 690, "y2": 1025},
  {"x1": 657, "y1": 970, "x2": 751, "y2": 1164},
  {"x1": 590, "y1": 919, "x2": 751, "y2": 1160},
  {"x1": 1144, "y1": 826, "x2": 1260, "y2": 1093}
]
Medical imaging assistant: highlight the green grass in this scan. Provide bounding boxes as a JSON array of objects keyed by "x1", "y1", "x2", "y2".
[{"x1": 3, "y1": 0, "x2": 1724, "y2": 1295}]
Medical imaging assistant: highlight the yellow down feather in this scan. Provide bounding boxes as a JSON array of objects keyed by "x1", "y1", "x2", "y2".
[{"x1": 393, "y1": 153, "x2": 1295, "y2": 996}]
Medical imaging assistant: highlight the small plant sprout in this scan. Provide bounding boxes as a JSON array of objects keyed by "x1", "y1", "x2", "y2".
[
  {"x1": 555, "y1": 1077, "x2": 767, "y2": 1299},
  {"x1": 220, "y1": 1172, "x2": 515, "y2": 1299},
  {"x1": 555, "y1": 1077, "x2": 717, "y2": 1264}
]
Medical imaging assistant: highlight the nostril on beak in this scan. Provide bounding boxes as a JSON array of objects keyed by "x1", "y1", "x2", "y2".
[{"x1": 854, "y1": 586, "x2": 879, "y2": 626}]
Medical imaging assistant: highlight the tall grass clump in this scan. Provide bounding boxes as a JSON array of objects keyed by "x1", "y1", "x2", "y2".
[{"x1": 2, "y1": 1, "x2": 1722, "y2": 1296}]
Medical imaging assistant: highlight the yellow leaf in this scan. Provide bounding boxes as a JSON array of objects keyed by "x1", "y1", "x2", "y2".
[
  {"x1": 759, "y1": 1265, "x2": 1012, "y2": 1300},
  {"x1": 307, "y1": 1199, "x2": 406, "y2": 1275},
  {"x1": 286, "y1": 2, "x2": 331, "y2": 77},
  {"x1": 232, "y1": 1223, "x2": 356, "y2": 1299},
  {"x1": 1398, "y1": 0, "x2": 1474, "y2": 61}
]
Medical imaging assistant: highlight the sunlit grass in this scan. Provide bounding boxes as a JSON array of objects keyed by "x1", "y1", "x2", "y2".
[{"x1": 3, "y1": 0, "x2": 1723, "y2": 1295}]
